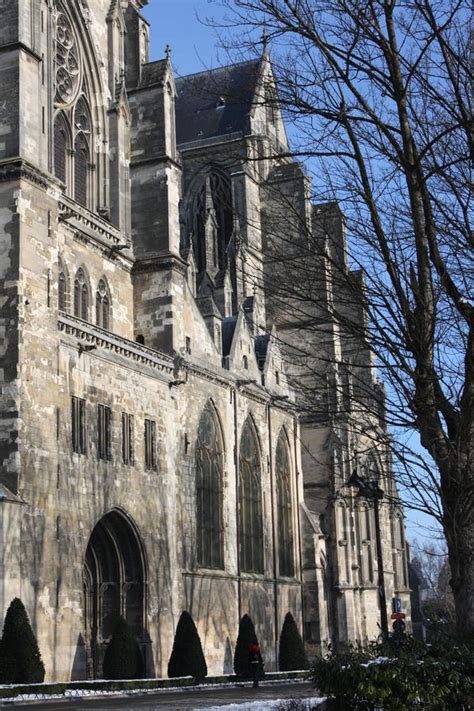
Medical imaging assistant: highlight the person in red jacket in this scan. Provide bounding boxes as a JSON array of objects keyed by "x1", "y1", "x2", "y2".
[{"x1": 248, "y1": 643, "x2": 264, "y2": 688}]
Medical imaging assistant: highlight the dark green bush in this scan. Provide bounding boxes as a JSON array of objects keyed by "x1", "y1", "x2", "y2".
[
  {"x1": 168, "y1": 611, "x2": 207, "y2": 682},
  {"x1": 234, "y1": 614, "x2": 258, "y2": 677},
  {"x1": 0, "y1": 598, "x2": 45, "y2": 684},
  {"x1": 102, "y1": 617, "x2": 143, "y2": 680},
  {"x1": 312, "y1": 636, "x2": 474, "y2": 710},
  {"x1": 279, "y1": 612, "x2": 308, "y2": 671}
]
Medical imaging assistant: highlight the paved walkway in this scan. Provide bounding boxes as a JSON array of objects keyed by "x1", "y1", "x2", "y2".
[{"x1": 2, "y1": 681, "x2": 320, "y2": 710}]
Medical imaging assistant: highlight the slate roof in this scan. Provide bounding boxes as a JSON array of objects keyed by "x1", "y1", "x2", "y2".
[
  {"x1": 222, "y1": 316, "x2": 238, "y2": 357},
  {"x1": 141, "y1": 59, "x2": 168, "y2": 88},
  {"x1": 175, "y1": 59, "x2": 261, "y2": 145},
  {"x1": 255, "y1": 334, "x2": 270, "y2": 370}
]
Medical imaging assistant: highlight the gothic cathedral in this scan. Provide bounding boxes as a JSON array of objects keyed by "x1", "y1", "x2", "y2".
[{"x1": 0, "y1": 0, "x2": 410, "y2": 680}]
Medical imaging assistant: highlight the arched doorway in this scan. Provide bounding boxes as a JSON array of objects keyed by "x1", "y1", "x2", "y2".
[{"x1": 83, "y1": 510, "x2": 148, "y2": 678}]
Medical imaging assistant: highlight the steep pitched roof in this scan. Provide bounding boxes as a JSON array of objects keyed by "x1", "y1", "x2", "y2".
[
  {"x1": 175, "y1": 59, "x2": 262, "y2": 145},
  {"x1": 141, "y1": 59, "x2": 169, "y2": 88}
]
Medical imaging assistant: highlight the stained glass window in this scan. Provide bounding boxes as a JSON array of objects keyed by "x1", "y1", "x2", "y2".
[
  {"x1": 276, "y1": 432, "x2": 294, "y2": 577},
  {"x1": 196, "y1": 404, "x2": 224, "y2": 569},
  {"x1": 239, "y1": 419, "x2": 264, "y2": 573}
]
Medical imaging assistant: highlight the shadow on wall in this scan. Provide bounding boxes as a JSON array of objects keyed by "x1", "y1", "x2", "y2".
[
  {"x1": 223, "y1": 637, "x2": 233, "y2": 674},
  {"x1": 71, "y1": 633, "x2": 86, "y2": 681}
]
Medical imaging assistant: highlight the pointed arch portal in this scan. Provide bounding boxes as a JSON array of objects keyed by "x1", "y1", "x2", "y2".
[{"x1": 83, "y1": 510, "x2": 148, "y2": 678}]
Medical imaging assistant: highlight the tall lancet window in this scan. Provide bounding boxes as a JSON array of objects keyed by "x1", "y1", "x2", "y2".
[
  {"x1": 54, "y1": 113, "x2": 69, "y2": 185},
  {"x1": 239, "y1": 418, "x2": 264, "y2": 574},
  {"x1": 74, "y1": 268, "x2": 89, "y2": 321},
  {"x1": 195, "y1": 403, "x2": 224, "y2": 569},
  {"x1": 74, "y1": 99, "x2": 91, "y2": 208},
  {"x1": 96, "y1": 279, "x2": 111, "y2": 330},
  {"x1": 276, "y1": 431, "x2": 294, "y2": 577},
  {"x1": 192, "y1": 171, "x2": 233, "y2": 274}
]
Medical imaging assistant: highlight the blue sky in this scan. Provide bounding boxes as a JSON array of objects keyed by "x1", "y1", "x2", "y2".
[
  {"x1": 142, "y1": 1, "x2": 231, "y2": 76},
  {"x1": 141, "y1": 1, "x2": 441, "y2": 547}
]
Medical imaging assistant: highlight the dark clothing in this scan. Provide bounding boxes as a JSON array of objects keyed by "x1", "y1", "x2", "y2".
[{"x1": 248, "y1": 647, "x2": 264, "y2": 688}]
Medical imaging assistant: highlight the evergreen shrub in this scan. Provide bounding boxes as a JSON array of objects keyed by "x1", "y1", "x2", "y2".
[
  {"x1": 233, "y1": 614, "x2": 258, "y2": 677},
  {"x1": 0, "y1": 598, "x2": 45, "y2": 684},
  {"x1": 312, "y1": 636, "x2": 474, "y2": 710},
  {"x1": 102, "y1": 617, "x2": 143, "y2": 680},
  {"x1": 167, "y1": 611, "x2": 207, "y2": 682},
  {"x1": 278, "y1": 612, "x2": 308, "y2": 671}
]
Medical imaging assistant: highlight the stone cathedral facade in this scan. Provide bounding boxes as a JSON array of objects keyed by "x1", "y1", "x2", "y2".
[{"x1": 0, "y1": 0, "x2": 410, "y2": 682}]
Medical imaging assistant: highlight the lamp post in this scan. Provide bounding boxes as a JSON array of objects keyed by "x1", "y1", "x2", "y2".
[{"x1": 347, "y1": 469, "x2": 389, "y2": 640}]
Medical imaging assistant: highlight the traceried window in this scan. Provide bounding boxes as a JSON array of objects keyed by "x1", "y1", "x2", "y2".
[
  {"x1": 276, "y1": 431, "x2": 294, "y2": 577},
  {"x1": 239, "y1": 418, "x2": 264, "y2": 574},
  {"x1": 191, "y1": 171, "x2": 233, "y2": 274},
  {"x1": 74, "y1": 268, "x2": 89, "y2": 321},
  {"x1": 195, "y1": 404, "x2": 224, "y2": 569},
  {"x1": 96, "y1": 279, "x2": 110, "y2": 330}
]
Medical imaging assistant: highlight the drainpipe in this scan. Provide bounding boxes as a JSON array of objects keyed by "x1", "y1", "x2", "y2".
[{"x1": 266, "y1": 403, "x2": 279, "y2": 669}]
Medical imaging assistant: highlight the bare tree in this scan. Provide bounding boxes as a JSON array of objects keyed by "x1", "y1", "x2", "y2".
[{"x1": 210, "y1": 0, "x2": 473, "y2": 632}]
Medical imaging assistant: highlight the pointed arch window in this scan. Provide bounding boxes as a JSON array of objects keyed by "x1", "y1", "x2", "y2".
[
  {"x1": 276, "y1": 432, "x2": 294, "y2": 577},
  {"x1": 195, "y1": 403, "x2": 224, "y2": 569},
  {"x1": 192, "y1": 171, "x2": 233, "y2": 274},
  {"x1": 54, "y1": 113, "x2": 69, "y2": 185},
  {"x1": 96, "y1": 279, "x2": 111, "y2": 330},
  {"x1": 74, "y1": 268, "x2": 89, "y2": 321},
  {"x1": 74, "y1": 98, "x2": 91, "y2": 208},
  {"x1": 239, "y1": 418, "x2": 264, "y2": 574}
]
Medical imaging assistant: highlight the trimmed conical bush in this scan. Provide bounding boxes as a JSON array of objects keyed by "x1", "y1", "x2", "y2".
[
  {"x1": 278, "y1": 612, "x2": 308, "y2": 671},
  {"x1": 168, "y1": 611, "x2": 207, "y2": 681},
  {"x1": 0, "y1": 598, "x2": 45, "y2": 684},
  {"x1": 234, "y1": 614, "x2": 258, "y2": 677},
  {"x1": 103, "y1": 617, "x2": 143, "y2": 680}
]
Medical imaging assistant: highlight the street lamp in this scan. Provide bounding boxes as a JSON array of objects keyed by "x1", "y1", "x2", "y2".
[{"x1": 347, "y1": 469, "x2": 389, "y2": 640}]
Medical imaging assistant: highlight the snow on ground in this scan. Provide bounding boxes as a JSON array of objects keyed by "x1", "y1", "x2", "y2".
[{"x1": 197, "y1": 698, "x2": 325, "y2": 711}]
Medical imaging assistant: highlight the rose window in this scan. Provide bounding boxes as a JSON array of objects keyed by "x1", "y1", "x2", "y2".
[{"x1": 55, "y1": 11, "x2": 80, "y2": 106}]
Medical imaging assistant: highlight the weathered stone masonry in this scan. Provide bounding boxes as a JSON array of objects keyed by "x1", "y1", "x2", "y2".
[{"x1": 0, "y1": 0, "x2": 410, "y2": 682}]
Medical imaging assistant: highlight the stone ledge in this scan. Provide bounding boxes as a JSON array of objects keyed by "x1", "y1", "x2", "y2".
[{"x1": 58, "y1": 314, "x2": 174, "y2": 377}]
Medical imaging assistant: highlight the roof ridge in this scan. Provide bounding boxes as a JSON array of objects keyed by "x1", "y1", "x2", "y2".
[{"x1": 175, "y1": 57, "x2": 261, "y2": 83}]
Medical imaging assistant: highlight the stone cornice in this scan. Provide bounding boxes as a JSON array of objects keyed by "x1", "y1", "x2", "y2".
[
  {"x1": 132, "y1": 253, "x2": 187, "y2": 276},
  {"x1": 58, "y1": 195, "x2": 134, "y2": 265},
  {"x1": 58, "y1": 313, "x2": 174, "y2": 378},
  {"x1": 0, "y1": 157, "x2": 62, "y2": 191}
]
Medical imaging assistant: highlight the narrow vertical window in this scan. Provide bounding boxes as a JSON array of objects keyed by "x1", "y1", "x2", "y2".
[
  {"x1": 74, "y1": 268, "x2": 89, "y2": 321},
  {"x1": 74, "y1": 99, "x2": 91, "y2": 208},
  {"x1": 239, "y1": 418, "x2": 264, "y2": 574},
  {"x1": 196, "y1": 404, "x2": 224, "y2": 569},
  {"x1": 122, "y1": 412, "x2": 134, "y2": 465},
  {"x1": 54, "y1": 113, "x2": 68, "y2": 185},
  {"x1": 58, "y1": 271, "x2": 67, "y2": 312},
  {"x1": 98, "y1": 404, "x2": 112, "y2": 461},
  {"x1": 144, "y1": 419, "x2": 157, "y2": 471},
  {"x1": 72, "y1": 397, "x2": 86, "y2": 454},
  {"x1": 96, "y1": 279, "x2": 111, "y2": 330},
  {"x1": 276, "y1": 431, "x2": 294, "y2": 577}
]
